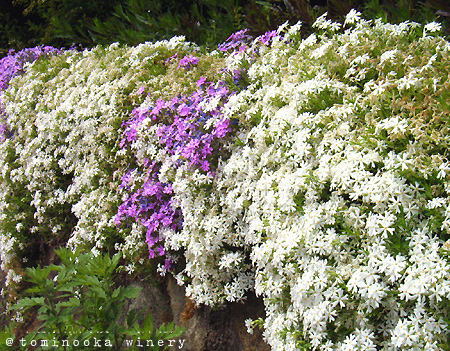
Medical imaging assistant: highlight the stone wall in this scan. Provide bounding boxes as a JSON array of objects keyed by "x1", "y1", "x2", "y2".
[{"x1": 128, "y1": 275, "x2": 270, "y2": 351}]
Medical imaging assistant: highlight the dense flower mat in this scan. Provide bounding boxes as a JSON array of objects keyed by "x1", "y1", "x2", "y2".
[{"x1": 1, "y1": 11, "x2": 450, "y2": 350}]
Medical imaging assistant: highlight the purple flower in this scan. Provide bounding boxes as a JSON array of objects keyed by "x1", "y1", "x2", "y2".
[
  {"x1": 218, "y1": 29, "x2": 252, "y2": 53},
  {"x1": 144, "y1": 217, "x2": 159, "y2": 234},
  {"x1": 201, "y1": 160, "x2": 210, "y2": 172},
  {"x1": 151, "y1": 99, "x2": 166, "y2": 116},
  {"x1": 120, "y1": 169, "x2": 134, "y2": 189},
  {"x1": 177, "y1": 55, "x2": 199, "y2": 70},
  {"x1": 157, "y1": 246, "x2": 165, "y2": 256},
  {"x1": 163, "y1": 184, "x2": 173, "y2": 194},
  {"x1": 164, "y1": 258, "x2": 172, "y2": 270},
  {"x1": 165, "y1": 53, "x2": 178, "y2": 64},
  {"x1": 178, "y1": 104, "x2": 191, "y2": 116},
  {"x1": 213, "y1": 119, "x2": 231, "y2": 138},
  {"x1": 117, "y1": 72, "x2": 248, "y2": 264},
  {"x1": 0, "y1": 46, "x2": 60, "y2": 91},
  {"x1": 197, "y1": 77, "x2": 207, "y2": 87},
  {"x1": 126, "y1": 128, "x2": 137, "y2": 142},
  {"x1": 142, "y1": 181, "x2": 160, "y2": 196},
  {"x1": 258, "y1": 30, "x2": 279, "y2": 46},
  {"x1": 136, "y1": 85, "x2": 146, "y2": 94}
]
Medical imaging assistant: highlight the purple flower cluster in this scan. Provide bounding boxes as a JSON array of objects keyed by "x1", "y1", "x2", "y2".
[
  {"x1": 177, "y1": 55, "x2": 200, "y2": 70},
  {"x1": 117, "y1": 78, "x2": 237, "y2": 263},
  {"x1": 116, "y1": 29, "x2": 256, "y2": 264},
  {"x1": 218, "y1": 29, "x2": 253, "y2": 53},
  {"x1": 156, "y1": 82, "x2": 232, "y2": 173},
  {"x1": 115, "y1": 161, "x2": 183, "y2": 261},
  {"x1": 0, "y1": 46, "x2": 60, "y2": 91},
  {"x1": 0, "y1": 46, "x2": 60, "y2": 142}
]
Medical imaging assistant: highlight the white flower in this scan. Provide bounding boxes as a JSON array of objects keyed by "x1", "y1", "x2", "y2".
[
  {"x1": 277, "y1": 20, "x2": 290, "y2": 34},
  {"x1": 437, "y1": 161, "x2": 450, "y2": 179},
  {"x1": 345, "y1": 9, "x2": 362, "y2": 25},
  {"x1": 313, "y1": 12, "x2": 331, "y2": 30},
  {"x1": 286, "y1": 21, "x2": 302, "y2": 38},
  {"x1": 245, "y1": 319, "x2": 254, "y2": 334},
  {"x1": 424, "y1": 22, "x2": 442, "y2": 34},
  {"x1": 426, "y1": 197, "x2": 447, "y2": 209},
  {"x1": 376, "y1": 116, "x2": 407, "y2": 135},
  {"x1": 218, "y1": 252, "x2": 243, "y2": 269},
  {"x1": 380, "y1": 49, "x2": 398, "y2": 64},
  {"x1": 397, "y1": 71, "x2": 423, "y2": 90},
  {"x1": 351, "y1": 53, "x2": 370, "y2": 66},
  {"x1": 299, "y1": 34, "x2": 317, "y2": 51}
]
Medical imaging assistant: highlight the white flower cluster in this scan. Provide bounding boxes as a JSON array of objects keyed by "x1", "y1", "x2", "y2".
[{"x1": 161, "y1": 14, "x2": 450, "y2": 350}]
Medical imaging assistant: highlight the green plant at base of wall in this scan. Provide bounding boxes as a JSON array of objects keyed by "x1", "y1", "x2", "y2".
[{"x1": 8, "y1": 248, "x2": 184, "y2": 350}]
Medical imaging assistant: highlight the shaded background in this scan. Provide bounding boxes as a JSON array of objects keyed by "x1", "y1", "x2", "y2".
[{"x1": 1, "y1": 0, "x2": 450, "y2": 57}]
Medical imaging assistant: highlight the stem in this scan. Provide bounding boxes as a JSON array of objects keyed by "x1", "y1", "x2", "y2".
[{"x1": 46, "y1": 296, "x2": 67, "y2": 351}]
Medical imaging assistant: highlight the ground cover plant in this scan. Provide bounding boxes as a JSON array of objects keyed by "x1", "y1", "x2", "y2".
[{"x1": 1, "y1": 10, "x2": 450, "y2": 350}]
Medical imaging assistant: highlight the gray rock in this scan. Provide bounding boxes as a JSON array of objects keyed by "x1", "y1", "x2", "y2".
[{"x1": 128, "y1": 275, "x2": 270, "y2": 351}]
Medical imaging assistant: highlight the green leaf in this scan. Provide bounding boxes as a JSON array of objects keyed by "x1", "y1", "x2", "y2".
[
  {"x1": 6, "y1": 248, "x2": 178, "y2": 349},
  {"x1": 73, "y1": 274, "x2": 100, "y2": 287},
  {"x1": 126, "y1": 308, "x2": 140, "y2": 329},
  {"x1": 140, "y1": 312, "x2": 154, "y2": 337},
  {"x1": 121, "y1": 286, "x2": 142, "y2": 299},
  {"x1": 11, "y1": 297, "x2": 45, "y2": 310},
  {"x1": 154, "y1": 321, "x2": 185, "y2": 340},
  {"x1": 59, "y1": 297, "x2": 81, "y2": 308}
]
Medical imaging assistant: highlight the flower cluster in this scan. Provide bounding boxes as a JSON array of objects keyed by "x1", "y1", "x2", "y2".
[
  {"x1": 116, "y1": 75, "x2": 238, "y2": 266},
  {"x1": 0, "y1": 37, "x2": 200, "y2": 284},
  {"x1": 157, "y1": 12, "x2": 450, "y2": 350},
  {"x1": 0, "y1": 46, "x2": 59, "y2": 91},
  {"x1": 0, "y1": 46, "x2": 60, "y2": 142},
  {"x1": 177, "y1": 55, "x2": 200, "y2": 69},
  {"x1": 218, "y1": 29, "x2": 253, "y2": 53},
  {"x1": 1, "y1": 11, "x2": 450, "y2": 350},
  {"x1": 0, "y1": 46, "x2": 60, "y2": 286}
]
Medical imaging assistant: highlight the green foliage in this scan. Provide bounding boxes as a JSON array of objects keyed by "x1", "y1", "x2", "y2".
[
  {"x1": 0, "y1": 323, "x2": 15, "y2": 351},
  {"x1": 88, "y1": 0, "x2": 246, "y2": 48},
  {"x1": 4, "y1": 0, "x2": 247, "y2": 50},
  {"x1": 0, "y1": 1, "x2": 42, "y2": 56},
  {"x1": 2, "y1": 0, "x2": 450, "y2": 55},
  {"x1": 8, "y1": 248, "x2": 184, "y2": 350},
  {"x1": 363, "y1": 0, "x2": 438, "y2": 24},
  {"x1": 14, "y1": 0, "x2": 122, "y2": 47}
]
